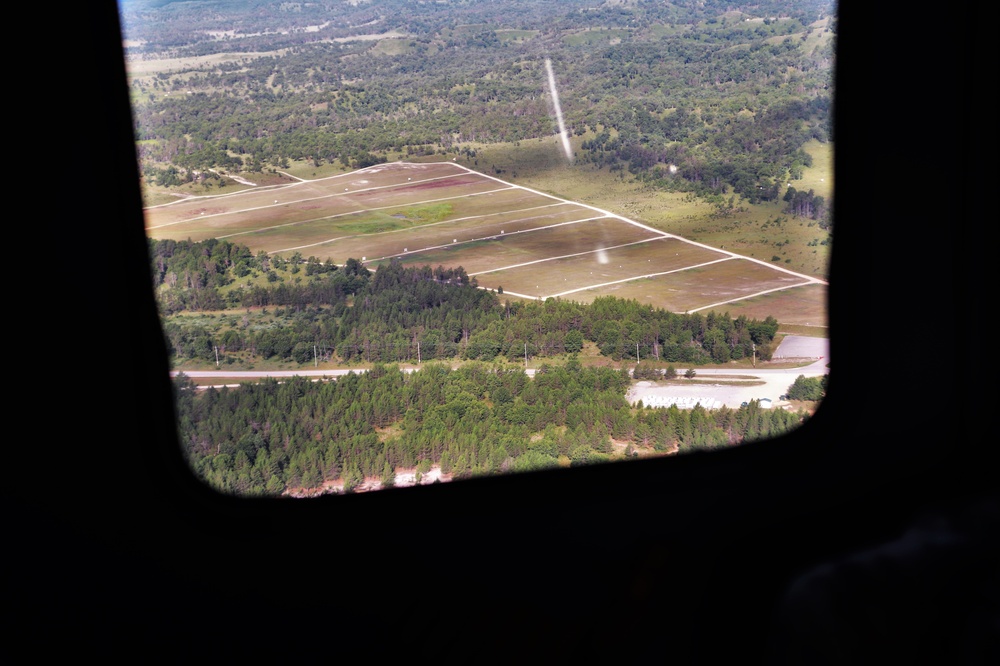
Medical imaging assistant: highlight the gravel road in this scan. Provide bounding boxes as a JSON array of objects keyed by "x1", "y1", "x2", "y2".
[{"x1": 627, "y1": 336, "x2": 829, "y2": 409}]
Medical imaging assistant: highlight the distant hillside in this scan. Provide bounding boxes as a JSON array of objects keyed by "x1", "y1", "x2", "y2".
[{"x1": 122, "y1": 0, "x2": 834, "y2": 212}]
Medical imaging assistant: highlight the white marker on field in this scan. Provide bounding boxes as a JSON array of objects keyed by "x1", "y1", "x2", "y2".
[{"x1": 545, "y1": 58, "x2": 573, "y2": 164}]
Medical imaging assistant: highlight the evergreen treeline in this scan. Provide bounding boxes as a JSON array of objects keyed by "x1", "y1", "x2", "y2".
[
  {"x1": 174, "y1": 362, "x2": 807, "y2": 496},
  {"x1": 150, "y1": 238, "x2": 369, "y2": 314},
  {"x1": 782, "y1": 186, "x2": 828, "y2": 226},
  {"x1": 786, "y1": 374, "x2": 827, "y2": 401},
  {"x1": 153, "y1": 239, "x2": 780, "y2": 366}
]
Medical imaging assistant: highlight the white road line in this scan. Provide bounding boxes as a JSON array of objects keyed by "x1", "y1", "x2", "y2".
[
  {"x1": 219, "y1": 185, "x2": 531, "y2": 242},
  {"x1": 147, "y1": 172, "x2": 482, "y2": 229},
  {"x1": 489, "y1": 289, "x2": 539, "y2": 300},
  {"x1": 686, "y1": 282, "x2": 817, "y2": 312},
  {"x1": 144, "y1": 181, "x2": 301, "y2": 209},
  {"x1": 263, "y1": 187, "x2": 515, "y2": 253},
  {"x1": 544, "y1": 257, "x2": 737, "y2": 298},
  {"x1": 449, "y1": 161, "x2": 827, "y2": 287},
  {"x1": 468, "y1": 233, "x2": 667, "y2": 276},
  {"x1": 144, "y1": 163, "x2": 461, "y2": 210},
  {"x1": 483, "y1": 266, "x2": 817, "y2": 307},
  {"x1": 144, "y1": 171, "x2": 359, "y2": 210},
  {"x1": 365, "y1": 215, "x2": 611, "y2": 264}
]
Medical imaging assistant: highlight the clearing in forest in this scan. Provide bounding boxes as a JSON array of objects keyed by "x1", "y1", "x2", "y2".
[{"x1": 144, "y1": 161, "x2": 827, "y2": 325}]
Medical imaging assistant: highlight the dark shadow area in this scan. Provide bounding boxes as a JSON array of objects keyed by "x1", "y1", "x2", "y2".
[{"x1": 11, "y1": 2, "x2": 993, "y2": 663}]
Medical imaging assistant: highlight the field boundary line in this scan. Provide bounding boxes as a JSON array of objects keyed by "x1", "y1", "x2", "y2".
[
  {"x1": 366, "y1": 215, "x2": 613, "y2": 264},
  {"x1": 543, "y1": 256, "x2": 736, "y2": 299},
  {"x1": 449, "y1": 162, "x2": 828, "y2": 287},
  {"x1": 144, "y1": 162, "x2": 464, "y2": 210},
  {"x1": 468, "y1": 235, "x2": 670, "y2": 276},
  {"x1": 687, "y1": 281, "x2": 820, "y2": 313},
  {"x1": 451, "y1": 162, "x2": 679, "y2": 236},
  {"x1": 485, "y1": 271, "x2": 816, "y2": 307},
  {"x1": 144, "y1": 167, "x2": 369, "y2": 210},
  {"x1": 258, "y1": 187, "x2": 518, "y2": 252},
  {"x1": 148, "y1": 172, "x2": 492, "y2": 229},
  {"x1": 489, "y1": 289, "x2": 541, "y2": 300},
  {"x1": 348, "y1": 201, "x2": 579, "y2": 242},
  {"x1": 144, "y1": 182, "x2": 304, "y2": 209},
  {"x1": 223, "y1": 187, "x2": 530, "y2": 243}
]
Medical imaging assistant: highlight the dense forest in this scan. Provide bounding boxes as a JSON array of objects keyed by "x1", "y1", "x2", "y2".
[
  {"x1": 174, "y1": 362, "x2": 809, "y2": 496},
  {"x1": 121, "y1": 0, "x2": 833, "y2": 222},
  {"x1": 155, "y1": 234, "x2": 805, "y2": 497},
  {"x1": 153, "y1": 237, "x2": 780, "y2": 366}
]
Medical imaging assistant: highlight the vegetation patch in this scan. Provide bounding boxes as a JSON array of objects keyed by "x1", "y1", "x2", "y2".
[
  {"x1": 496, "y1": 29, "x2": 538, "y2": 42},
  {"x1": 563, "y1": 28, "x2": 632, "y2": 46}
]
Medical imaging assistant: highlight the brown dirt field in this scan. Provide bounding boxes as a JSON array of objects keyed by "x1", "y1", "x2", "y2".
[
  {"x1": 391, "y1": 215, "x2": 661, "y2": 274},
  {"x1": 699, "y1": 282, "x2": 828, "y2": 326},
  {"x1": 344, "y1": 179, "x2": 510, "y2": 207},
  {"x1": 143, "y1": 162, "x2": 471, "y2": 232},
  {"x1": 348, "y1": 209, "x2": 596, "y2": 266},
  {"x1": 147, "y1": 188, "x2": 545, "y2": 251},
  {"x1": 545, "y1": 257, "x2": 811, "y2": 313},
  {"x1": 226, "y1": 197, "x2": 594, "y2": 259},
  {"x1": 470, "y1": 236, "x2": 725, "y2": 299},
  {"x1": 395, "y1": 175, "x2": 481, "y2": 191}
]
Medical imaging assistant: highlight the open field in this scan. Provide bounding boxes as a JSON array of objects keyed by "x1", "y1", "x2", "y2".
[
  {"x1": 496, "y1": 29, "x2": 539, "y2": 42},
  {"x1": 699, "y1": 282, "x2": 828, "y2": 328},
  {"x1": 455, "y1": 135, "x2": 833, "y2": 280},
  {"x1": 387, "y1": 216, "x2": 663, "y2": 275},
  {"x1": 542, "y1": 257, "x2": 814, "y2": 314},
  {"x1": 145, "y1": 161, "x2": 827, "y2": 323},
  {"x1": 563, "y1": 28, "x2": 631, "y2": 46},
  {"x1": 145, "y1": 162, "x2": 472, "y2": 229},
  {"x1": 467, "y1": 236, "x2": 724, "y2": 299},
  {"x1": 275, "y1": 198, "x2": 594, "y2": 261}
]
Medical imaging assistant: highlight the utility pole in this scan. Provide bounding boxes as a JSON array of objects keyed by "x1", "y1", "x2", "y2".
[
  {"x1": 752, "y1": 342, "x2": 756, "y2": 368},
  {"x1": 417, "y1": 341, "x2": 421, "y2": 364},
  {"x1": 636, "y1": 342, "x2": 640, "y2": 364},
  {"x1": 214, "y1": 346, "x2": 219, "y2": 367}
]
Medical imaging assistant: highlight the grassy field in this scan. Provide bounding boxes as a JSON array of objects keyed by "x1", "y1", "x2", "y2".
[
  {"x1": 496, "y1": 29, "x2": 539, "y2": 42},
  {"x1": 144, "y1": 162, "x2": 476, "y2": 239},
  {"x1": 554, "y1": 257, "x2": 815, "y2": 318},
  {"x1": 563, "y1": 28, "x2": 632, "y2": 46},
  {"x1": 469, "y1": 236, "x2": 721, "y2": 296},
  {"x1": 455, "y1": 134, "x2": 832, "y2": 280},
  {"x1": 700, "y1": 282, "x2": 829, "y2": 329},
  {"x1": 389, "y1": 216, "x2": 662, "y2": 275},
  {"x1": 371, "y1": 38, "x2": 416, "y2": 56}
]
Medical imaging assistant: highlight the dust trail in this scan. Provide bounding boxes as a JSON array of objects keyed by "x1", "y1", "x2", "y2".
[{"x1": 544, "y1": 58, "x2": 574, "y2": 163}]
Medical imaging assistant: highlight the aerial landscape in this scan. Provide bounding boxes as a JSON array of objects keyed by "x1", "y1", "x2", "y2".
[{"x1": 119, "y1": 0, "x2": 835, "y2": 496}]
